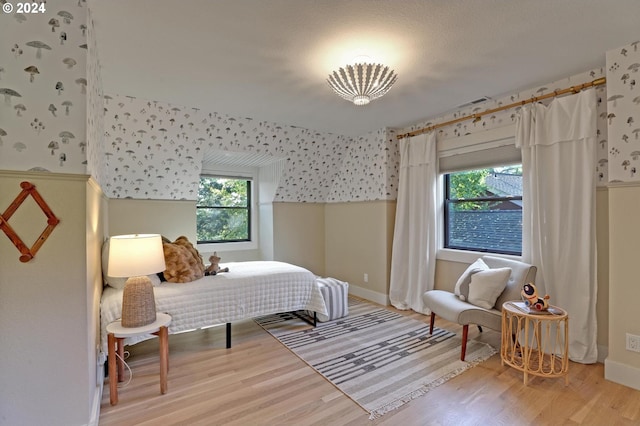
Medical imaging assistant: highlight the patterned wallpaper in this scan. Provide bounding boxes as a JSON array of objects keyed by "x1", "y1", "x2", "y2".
[
  {"x1": 111, "y1": 78, "x2": 624, "y2": 202},
  {"x1": 606, "y1": 40, "x2": 640, "y2": 182},
  {"x1": 101, "y1": 94, "x2": 352, "y2": 202},
  {"x1": 0, "y1": 0, "x2": 87, "y2": 173},
  {"x1": 85, "y1": 6, "x2": 106, "y2": 183},
  {"x1": 327, "y1": 127, "x2": 399, "y2": 202},
  {"x1": 396, "y1": 68, "x2": 610, "y2": 186}
]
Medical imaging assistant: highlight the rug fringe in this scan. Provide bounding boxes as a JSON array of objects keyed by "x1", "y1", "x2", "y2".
[{"x1": 368, "y1": 346, "x2": 498, "y2": 420}]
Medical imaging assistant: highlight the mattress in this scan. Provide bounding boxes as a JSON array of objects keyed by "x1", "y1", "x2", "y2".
[{"x1": 100, "y1": 261, "x2": 327, "y2": 352}]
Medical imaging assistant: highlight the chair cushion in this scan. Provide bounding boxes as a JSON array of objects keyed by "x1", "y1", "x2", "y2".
[
  {"x1": 467, "y1": 267, "x2": 511, "y2": 309},
  {"x1": 454, "y1": 258, "x2": 489, "y2": 301},
  {"x1": 422, "y1": 290, "x2": 502, "y2": 330}
]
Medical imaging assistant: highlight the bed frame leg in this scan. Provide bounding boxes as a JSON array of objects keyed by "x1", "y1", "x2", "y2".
[
  {"x1": 290, "y1": 311, "x2": 318, "y2": 327},
  {"x1": 226, "y1": 323, "x2": 231, "y2": 349}
]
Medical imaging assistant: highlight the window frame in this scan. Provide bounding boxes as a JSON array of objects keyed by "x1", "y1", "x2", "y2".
[
  {"x1": 443, "y1": 169, "x2": 522, "y2": 256},
  {"x1": 196, "y1": 172, "x2": 258, "y2": 252}
]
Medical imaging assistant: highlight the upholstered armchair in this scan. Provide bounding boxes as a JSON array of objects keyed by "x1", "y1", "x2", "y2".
[{"x1": 422, "y1": 255, "x2": 537, "y2": 361}]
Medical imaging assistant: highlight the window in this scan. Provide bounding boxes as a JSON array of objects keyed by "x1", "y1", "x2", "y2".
[
  {"x1": 444, "y1": 166, "x2": 522, "y2": 255},
  {"x1": 197, "y1": 176, "x2": 251, "y2": 243}
]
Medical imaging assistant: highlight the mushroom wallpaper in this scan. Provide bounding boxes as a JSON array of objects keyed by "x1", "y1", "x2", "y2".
[
  {"x1": 85, "y1": 6, "x2": 107, "y2": 186},
  {"x1": 606, "y1": 40, "x2": 640, "y2": 182},
  {"x1": 0, "y1": 0, "x2": 88, "y2": 173},
  {"x1": 326, "y1": 127, "x2": 399, "y2": 202},
  {"x1": 398, "y1": 67, "x2": 610, "y2": 186},
  {"x1": 100, "y1": 66, "x2": 610, "y2": 204},
  {"x1": 100, "y1": 94, "x2": 356, "y2": 202}
]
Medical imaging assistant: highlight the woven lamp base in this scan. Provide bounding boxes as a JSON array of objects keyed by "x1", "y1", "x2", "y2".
[{"x1": 121, "y1": 275, "x2": 157, "y2": 327}]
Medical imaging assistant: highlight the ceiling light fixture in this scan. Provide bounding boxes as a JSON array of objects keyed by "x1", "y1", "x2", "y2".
[{"x1": 327, "y1": 62, "x2": 397, "y2": 106}]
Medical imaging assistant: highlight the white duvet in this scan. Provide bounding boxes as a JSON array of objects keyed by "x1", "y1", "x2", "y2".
[{"x1": 100, "y1": 261, "x2": 327, "y2": 352}]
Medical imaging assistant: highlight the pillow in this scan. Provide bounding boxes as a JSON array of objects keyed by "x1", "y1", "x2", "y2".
[
  {"x1": 161, "y1": 236, "x2": 205, "y2": 283},
  {"x1": 467, "y1": 267, "x2": 512, "y2": 309},
  {"x1": 454, "y1": 258, "x2": 489, "y2": 301},
  {"x1": 101, "y1": 238, "x2": 162, "y2": 289}
]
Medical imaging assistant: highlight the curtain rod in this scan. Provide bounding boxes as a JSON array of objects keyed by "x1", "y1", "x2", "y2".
[{"x1": 396, "y1": 77, "x2": 606, "y2": 140}]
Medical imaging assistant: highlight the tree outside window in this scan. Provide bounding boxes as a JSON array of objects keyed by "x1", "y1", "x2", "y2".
[{"x1": 197, "y1": 176, "x2": 251, "y2": 243}]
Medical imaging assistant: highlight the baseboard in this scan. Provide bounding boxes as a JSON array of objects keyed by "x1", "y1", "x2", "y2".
[
  {"x1": 87, "y1": 367, "x2": 104, "y2": 426},
  {"x1": 348, "y1": 284, "x2": 389, "y2": 306},
  {"x1": 604, "y1": 357, "x2": 640, "y2": 391}
]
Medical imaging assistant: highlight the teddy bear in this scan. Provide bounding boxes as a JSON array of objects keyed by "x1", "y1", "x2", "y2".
[
  {"x1": 521, "y1": 282, "x2": 550, "y2": 311},
  {"x1": 204, "y1": 252, "x2": 229, "y2": 276}
]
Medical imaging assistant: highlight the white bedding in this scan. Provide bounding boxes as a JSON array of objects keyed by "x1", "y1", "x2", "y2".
[{"x1": 100, "y1": 261, "x2": 327, "y2": 352}]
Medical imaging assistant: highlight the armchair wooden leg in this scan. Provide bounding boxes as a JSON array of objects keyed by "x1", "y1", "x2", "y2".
[
  {"x1": 429, "y1": 312, "x2": 435, "y2": 334},
  {"x1": 461, "y1": 324, "x2": 469, "y2": 361}
]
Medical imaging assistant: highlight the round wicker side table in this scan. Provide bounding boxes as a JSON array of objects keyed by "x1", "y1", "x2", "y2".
[{"x1": 501, "y1": 302, "x2": 569, "y2": 385}]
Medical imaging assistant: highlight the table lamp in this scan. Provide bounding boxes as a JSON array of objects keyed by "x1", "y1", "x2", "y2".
[{"x1": 108, "y1": 234, "x2": 166, "y2": 327}]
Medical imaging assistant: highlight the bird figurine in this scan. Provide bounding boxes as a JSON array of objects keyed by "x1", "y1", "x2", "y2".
[{"x1": 521, "y1": 283, "x2": 550, "y2": 311}]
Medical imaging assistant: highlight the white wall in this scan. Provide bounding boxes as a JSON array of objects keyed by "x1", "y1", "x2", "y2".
[
  {"x1": 258, "y1": 160, "x2": 286, "y2": 260},
  {"x1": 324, "y1": 200, "x2": 396, "y2": 305},
  {"x1": 273, "y1": 202, "x2": 326, "y2": 275},
  {"x1": 606, "y1": 184, "x2": 640, "y2": 389},
  {"x1": 603, "y1": 40, "x2": 640, "y2": 390},
  {"x1": 107, "y1": 198, "x2": 197, "y2": 242},
  {"x1": 0, "y1": 171, "x2": 103, "y2": 426}
]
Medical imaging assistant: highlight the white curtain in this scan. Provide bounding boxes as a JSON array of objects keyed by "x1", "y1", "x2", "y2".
[
  {"x1": 516, "y1": 89, "x2": 598, "y2": 363},
  {"x1": 389, "y1": 132, "x2": 438, "y2": 313}
]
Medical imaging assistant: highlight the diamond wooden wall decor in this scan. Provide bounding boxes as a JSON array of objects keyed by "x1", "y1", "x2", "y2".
[{"x1": 0, "y1": 181, "x2": 60, "y2": 263}]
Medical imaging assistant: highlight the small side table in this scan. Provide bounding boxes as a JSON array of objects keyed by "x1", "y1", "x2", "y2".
[
  {"x1": 106, "y1": 312, "x2": 171, "y2": 405},
  {"x1": 501, "y1": 302, "x2": 569, "y2": 385}
]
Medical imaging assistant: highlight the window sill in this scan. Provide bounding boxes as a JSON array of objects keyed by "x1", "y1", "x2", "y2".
[
  {"x1": 197, "y1": 240, "x2": 257, "y2": 252},
  {"x1": 436, "y1": 248, "x2": 522, "y2": 264}
]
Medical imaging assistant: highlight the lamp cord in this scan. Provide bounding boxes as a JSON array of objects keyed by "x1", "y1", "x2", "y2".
[{"x1": 114, "y1": 350, "x2": 133, "y2": 388}]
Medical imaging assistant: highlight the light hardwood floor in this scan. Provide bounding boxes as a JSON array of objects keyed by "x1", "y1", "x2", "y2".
[{"x1": 99, "y1": 304, "x2": 640, "y2": 425}]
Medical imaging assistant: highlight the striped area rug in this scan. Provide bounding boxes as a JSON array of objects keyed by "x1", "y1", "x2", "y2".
[{"x1": 255, "y1": 299, "x2": 497, "y2": 419}]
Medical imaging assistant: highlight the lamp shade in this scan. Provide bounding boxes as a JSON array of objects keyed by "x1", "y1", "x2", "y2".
[{"x1": 107, "y1": 234, "x2": 166, "y2": 278}]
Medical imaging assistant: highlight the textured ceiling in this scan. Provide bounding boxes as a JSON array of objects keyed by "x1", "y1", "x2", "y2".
[{"x1": 91, "y1": 0, "x2": 640, "y2": 137}]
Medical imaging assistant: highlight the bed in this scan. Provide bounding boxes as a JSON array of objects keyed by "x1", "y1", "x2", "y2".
[{"x1": 100, "y1": 260, "x2": 328, "y2": 353}]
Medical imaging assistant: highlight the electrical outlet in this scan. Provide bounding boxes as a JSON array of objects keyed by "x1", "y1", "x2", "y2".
[
  {"x1": 626, "y1": 333, "x2": 640, "y2": 352},
  {"x1": 363, "y1": 273, "x2": 368, "y2": 283}
]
